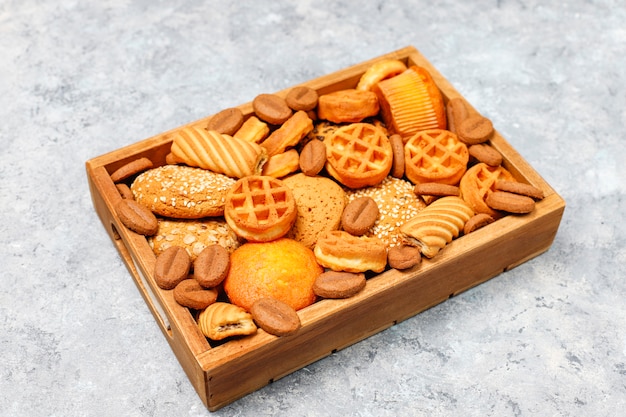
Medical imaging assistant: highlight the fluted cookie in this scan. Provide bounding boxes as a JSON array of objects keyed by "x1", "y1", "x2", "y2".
[
  {"x1": 197, "y1": 302, "x2": 257, "y2": 341},
  {"x1": 400, "y1": 196, "x2": 474, "y2": 258},
  {"x1": 131, "y1": 165, "x2": 236, "y2": 218}
]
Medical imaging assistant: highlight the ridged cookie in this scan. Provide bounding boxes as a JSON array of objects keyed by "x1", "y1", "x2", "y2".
[
  {"x1": 400, "y1": 196, "x2": 474, "y2": 258},
  {"x1": 170, "y1": 127, "x2": 267, "y2": 178},
  {"x1": 131, "y1": 165, "x2": 236, "y2": 219}
]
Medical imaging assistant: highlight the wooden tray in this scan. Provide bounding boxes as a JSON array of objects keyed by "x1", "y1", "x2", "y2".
[{"x1": 86, "y1": 46, "x2": 565, "y2": 411}]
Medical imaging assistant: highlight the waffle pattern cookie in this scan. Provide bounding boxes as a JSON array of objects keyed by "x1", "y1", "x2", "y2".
[
  {"x1": 170, "y1": 126, "x2": 267, "y2": 178},
  {"x1": 324, "y1": 123, "x2": 392, "y2": 189},
  {"x1": 400, "y1": 196, "x2": 474, "y2": 258},
  {"x1": 404, "y1": 129, "x2": 469, "y2": 186},
  {"x1": 459, "y1": 162, "x2": 516, "y2": 218},
  {"x1": 224, "y1": 176, "x2": 297, "y2": 242},
  {"x1": 197, "y1": 302, "x2": 257, "y2": 341},
  {"x1": 314, "y1": 230, "x2": 387, "y2": 273},
  {"x1": 373, "y1": 66, "x2": 446, "y2": 139},
  {"x1": 131, "y1": 165, "x2": 237, "y2": 219}
]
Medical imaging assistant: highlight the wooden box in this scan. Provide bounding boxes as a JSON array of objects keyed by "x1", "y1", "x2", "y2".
[{"x1": 86, "y1": 46, "x2": 565, "y2": 411}]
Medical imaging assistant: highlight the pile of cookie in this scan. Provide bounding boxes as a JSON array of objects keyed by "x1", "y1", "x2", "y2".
[{"x1": 110, "y1": 59, "x2": 544, "y2": 341}]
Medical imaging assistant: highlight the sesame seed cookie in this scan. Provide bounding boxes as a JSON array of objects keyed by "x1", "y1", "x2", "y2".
[
  {"x1": 131, "y1": 165, "x2": 236, "y2": 219},
  {"x1": 345, "y1": 176, "x2": 426, "y2": 248},
  {"x1": 148, "y1": 217, "x2": 242, "y2": 261}
]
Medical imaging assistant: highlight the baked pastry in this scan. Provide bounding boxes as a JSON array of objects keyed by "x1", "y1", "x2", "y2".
[
  {"x1": 260, "y1": 110, "x2": 313, "y2": 157},
  {"x1": 373, "y1": 66, "x2": 446, "y2": 139},
  {"x1": 197, "y1": 302, "x2": 257, "y2": 341},
  {"x1": 459, "y1": 162, "x2": 516, "y2": 218},
  {"x1": 169, "y1": 127, "x2": 267, "y2": 178},
  {"x1": 131, "y1": 165, "x2": 236, "y2": 218},
  {"x1": 345, "y1": 176, "x2": 426, "y2": 248},
  {"x1": 261, "y1": 149, "x2": 300, "y2": 178},
  {"x1": 223, "y1": 238, "x2": 323, "y2": 311},
  {"x1": 224, "y1": 175, "x2": 297, "y2": 242},
  {"x1": 356, "y1": 59, "x2": 408, "y2": 91},
  {"x1": 314, "y1": 230, "x2": 387, "y2": 273},
  {"x1": 317, "y1": 89, "x2": 380, "y2": 123},
  {"x1": 282, "y1": 173, "x2": 346, "y2": 248},
  {"x1": 400, "y1": 196, "x2": 474, "y2": 258},
  {"x1": 148, "y1": 217, "x2": 241, "y2": 261},
  {"x1": 233, "y1": 115, "x2": 270, "y2": 144},
  {"x1": 404, "y1": 129, "x2": 469, "y2": 186},
  {"x1": 324, "y1": 122, "x2": 392, "y2": 188}
]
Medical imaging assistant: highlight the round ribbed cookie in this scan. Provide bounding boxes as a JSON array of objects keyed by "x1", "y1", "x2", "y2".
[
  {"x1": 282, "y1": 173, "x2": 347, "y2": 249},
  {"x1": 345, "y1": 176, "x2": 426, "y2": 248},
  {"x1": 148, "y1": 217, "x2": 241, "y2": 261},
  {"x1": 131, "y1": 165, "x2": 236, "y2": 219}
]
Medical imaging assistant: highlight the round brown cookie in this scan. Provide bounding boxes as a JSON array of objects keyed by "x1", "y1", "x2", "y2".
[
  {"x1": 413, "y1": 182, "x2": 460, "y2": 197},
  {"x1": 285, "y1": 86, "x2": 319, "y2": 111},
  {"x1": 457, "y1": 115, "x2": 494, "y2": 145},
  {"x1": 250, "y1": 298, "x2": 301, "y2": 337},
  {"x1": 486, "y1": 191, "x2": 535, "y2": 214},
  {"x1": 495, "y1": 180, "x2": 544, "y2": 200},
  {"x1": 282, "y1": 173, "x2": 346, "y2": 249},
  {"x1": 206, "y1": 107, "x2": 244, "y2": 136},
  {"x1": 110, "y1": 157, "x2": 154, "y2": 183},
  {"x1": 345, "y1": 176, "x2": 426, "y2": 248},
  {"x1": 341, "y1": 197, "x2": 379, "y2": 236},
  {"x1": 387, "y1": 244, "x2": 421, "y2": 270},
  {"x1": 173, "y1": 279, "x2": 218, "y2": 310},
  {"x1": 463, "y1": 213, "x2": 495, "y2": 235},
  {"x1": 313, "y1": 271, "x2": 366, "y2": 299},
  {"x1": 131, "y1": 165, "x2": 236, "y2": 219},
  {"x1": 148, "y1": 217, "x2": 241, "y2": 261},
  {"x1": 253, "y1": 93, "x2": 292, "y2": 125},
  {"x1": 468, "y1": 143, "x2": 502, "y2": 167}
]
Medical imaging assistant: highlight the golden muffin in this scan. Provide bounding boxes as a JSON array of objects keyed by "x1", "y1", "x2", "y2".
[{"x1": 223, "y1": 238, "x2": 323, "y2": 311}]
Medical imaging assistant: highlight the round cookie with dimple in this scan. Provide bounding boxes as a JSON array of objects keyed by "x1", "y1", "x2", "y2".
[
  {"x1": 282, "y1": 173, "x2": 347, "y2": 249},
  {"x1": 131, "y1": 165, "x2": 236, "y2": 219}
]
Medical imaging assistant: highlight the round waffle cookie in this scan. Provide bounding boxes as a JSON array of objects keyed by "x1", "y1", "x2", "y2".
[
  {"x1": 460, "y1": 162, "x2": 516, "y2": 218},
  {"x1": 324, "y1": 123, "x2": 393, "y2": 189},
  {"x1": 404, "y1": 129, "x2": 469, "y2": 186},
  {"x1": 345, "y1": 176, "x2": 426, "y2": 248},
  {"x1": 224, "y1": 175, "x2": 297, "y2": 242}
]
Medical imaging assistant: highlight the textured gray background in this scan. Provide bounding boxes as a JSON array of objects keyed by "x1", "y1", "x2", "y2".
[{"x1": 2, "y1": 1, "x2": 625, "y2": 416}]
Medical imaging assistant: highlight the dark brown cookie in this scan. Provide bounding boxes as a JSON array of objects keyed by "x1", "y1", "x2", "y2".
[
  {"x1": 206, "y1": 107, "x2": 244, "y2": 136},
  {"x1": 389, "y1": 134, "x2": 405, "y2": 178},
  {"x1": 250, "y1": 297, "x2": 301, "y2": 337},
  {"x1": 463, "y1": 213, "x2": 495, "y2": 235},
  {"x1": 486, "y1": 191, "x2": 535, "y2": 214},
  {"x1": 313, "y1": 271, "x2": 366, "y2": 299},
  {"x1": 413, "y1": 182, "x2": 460, "y2": 197},
  {"x1": 154, "y1": 246, "x2": 191, "y2": 290},
  {"x1": 110, "y1": 157, "x2": 154, "y2": 183},
  {"x1": 495, "y1": 180, "x2": 544, "y2": 200},
  {"x1": 299, "y1": 139, "x2": 326, "y2": 176},
  {"x1": 341, "y1": 197, "x2": 379, "y2": 236},
  {"x1": 387, "y1": 244, "x2": 421, "y2": 270},
  {"x1": 457, "y1": 115, "x2": 494, "y2": 145},
  {"x1": 194, "y1": 244, "x2": 230, "y2": 288},
  {"x1": 115, "y1": 199, "x2": 158, "y2": 236},
  {"x1": 253, "y1": 93, "x2": 293, "y2": 125},
  {"x1": 285, "y1": 86, "x2": 319, "y2": 111},
  {"x1": 173, "y1": 279, "x2": 218, "y2": 310}
]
